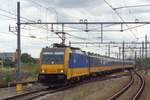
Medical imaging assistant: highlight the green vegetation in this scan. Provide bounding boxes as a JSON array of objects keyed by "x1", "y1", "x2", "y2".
[
  {"x1": 2, "y1": 59, "x2": 15, "y2": 67},
  {"x1": 0, "y1": 67, "x2": 15, "y2": 72},
  {"x1": 1, "y1": 53, "x2": 36, "y2": 68},
  {"x1": 2, "y1": 74, "x2": 12, "y2": 84},
  {"x1": 136, "y1": 58, "x2": 150, "y2": 67},
  {"x1": 73, "y1": 96, "x2": 82, "y2": 100},
  {"x1": 21, "y1": 63, "x2": 39, "y2": 74},
  {"x1": 0, "y1": 53, "x2": 40, "y2": 86},
  {"x1": 21, "y1": 53, "x2": 40, "y2": 78},
  {"x1": 21, "y1": 53, "x2": 36, "y2": 64}
]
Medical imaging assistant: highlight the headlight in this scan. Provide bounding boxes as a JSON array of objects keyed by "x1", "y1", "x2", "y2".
[
  {"x1": 42, "y1": 70, "x2": 45, "y2": 73},
  {"x1": 60, "y1": 69, "x2": 64, "y2": 73}
]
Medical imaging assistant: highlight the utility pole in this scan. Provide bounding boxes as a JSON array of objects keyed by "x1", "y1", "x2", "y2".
[
  {"x1": 122, "y1": 41, "x2": 125, "y2": 70},
  {"x1": 139, "y1": 47, "x2": 141, "y2": 58},
  {"x1": 145, "y1": 35, "x2": 147, "y2": 59},
  {"x1": 108, "y1": 44, "x2": 110, "y2": 57},
  {"x1": 135, "y1": 51, "x2": 137, "y2": 69},
  {"x1": 119, "y1": 47, "x2": 121, "y2": 59},
  {"x1": 17, "y1": 2, "x2": 21, "y2": 81},
  {"x1": 142, "y1": 41, "x2": 144, "y2": 58},
  {"x1": 101, "y1": 24, "x2": 103, "y2": 43}
]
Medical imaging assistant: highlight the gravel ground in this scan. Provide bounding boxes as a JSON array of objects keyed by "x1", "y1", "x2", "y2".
[
  {"x1": 0, "y1": 83, "x2": 46, "y2": 99},
  {"x1": 139, "y1": 70, "x2": 150, "y2": 100},
  {"x1": 39, "y1": 75, "x2": 130, "y2": 100},
  {"x1": 116, "y1": 73, "x2": 141, "y2": 100}
]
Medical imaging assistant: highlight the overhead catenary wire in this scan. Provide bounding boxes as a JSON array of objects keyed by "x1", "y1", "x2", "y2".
[
  {"x1": 114, "y1": 4, "x2": 150, "y2": 10},
  {"x1": 0, "y1": 8, "x2": 35, "y2": 22},
  {"x1": 103, "y1": 0, "x2": 138, "y2": 40},
  {"x1": 24, "y1": 0, "x2": 110, "y2": 36},
  {"x1": 23, "y1": 0, "x2": 145, "y2": 44},
  {"x1": 0, "y1": 7, "x2": 51, "y2": 32},
  {"x1": 0, "y1": 13, "x2": 16, "y2": 20},
  {"x1": 0, "y1": 1, "x2": 61, "y2": 33},
  {"x1": 26, "y1": 0, "x2": 93, "y2": 41}
]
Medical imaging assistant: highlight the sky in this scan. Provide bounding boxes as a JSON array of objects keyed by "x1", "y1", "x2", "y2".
[{"x1": 0, "y1": 0, "x2": 150, "y2": 58}]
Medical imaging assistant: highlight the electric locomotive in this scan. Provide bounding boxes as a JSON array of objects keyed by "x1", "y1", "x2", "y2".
[{"x1": 38, "y1": 44, "x2": 134, "y2": 86}]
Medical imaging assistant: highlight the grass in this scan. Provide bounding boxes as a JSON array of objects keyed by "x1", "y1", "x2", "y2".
[
  {"x1": 0, "y1": 67, "x2": 15, "y2": 73},
  {"x1": 2, "y1": 74, "x2": 12, "y2": 84},
  {"x1": 73, "y1": 96, "x2": 82, "y2": 100},
  {"x1": 20, "y1": 63, "x2": 40, "y2": 80},
  {"x1": 0, "y1": 63, "x2": 40, "y2": 86},
  {"x1": 21, "y1": 63, "x2": 40, "y2": 72}
]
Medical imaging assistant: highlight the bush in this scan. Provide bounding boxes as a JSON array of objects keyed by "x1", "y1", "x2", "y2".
[
  {"x1": 136, "y1": 58, "x2": 150, "y2": 67},
  {"x1": 21, "y1": 53, "x2": 36, "y2": 64},
  {"x1": 3, "y1": 74, "x2": 12, "y2": 84},
  {"x1": 3, "y1": 59, "x2": 15, "y2": 67}
]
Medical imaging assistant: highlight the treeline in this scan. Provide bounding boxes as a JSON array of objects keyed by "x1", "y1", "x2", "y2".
[
  {"x1": 136, "y1": 58, "x2": 150, "y2": 67},
  {"x1": 2, "y1": 53, "x2": 38, "y2": 67},
  {"x1": 21, "y1": 53, "x2": 36, "y2": 64}
]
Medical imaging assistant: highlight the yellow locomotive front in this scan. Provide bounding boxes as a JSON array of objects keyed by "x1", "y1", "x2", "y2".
[{"x1": 38, "y1": 47, "x2": 70, "y2": 86}]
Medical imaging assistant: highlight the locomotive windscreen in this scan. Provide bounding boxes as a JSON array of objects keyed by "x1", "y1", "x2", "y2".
[{"x1": 42, "y1": 51, "x2": 64, "y2": 64}]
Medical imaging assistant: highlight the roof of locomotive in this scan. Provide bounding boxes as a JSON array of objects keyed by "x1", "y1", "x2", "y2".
[
  {"x1": 42, "y1": 46, "x2": 119, "y2": 59},
  {"x1": 53, "y1": 43, "x2": 80, "y2": 50},
  {"x1": 42, "y1": 47, "x2": 65, "y2": 52},
  {"x1": 42, "y1": 44, "x2": 134, "y2": 62}
]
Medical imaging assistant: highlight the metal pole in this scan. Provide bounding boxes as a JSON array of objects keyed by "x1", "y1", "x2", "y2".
[
  {"x1": 145, "y1": 35, "x2": 147, "y2": 59},
  {"x1": 142, "y1": 41, "x2": 144, "y2": 58},
  {"x1": 135, "y1": 51, "x2": 137, "y2": 69},
  {"x1": 17, "y1": 2, "x2": 21, "y2": 81},
  {"x1": 122, "y1": 41, "x2": 125, "y2": 70},
  {"x1": 69, "y1": 41, "x2": 71, "y2": 46},
  {"x1": 139, "y1": 47, "x2": 141, "y2": 58},
  {"x1": 119, "y1": 47, "x2": 121, "y2": 59},
  {"x1": 101, "y1": 24, "x2": 103, "y2": 43},
  {"x1": 108, "y1": 44, "x2": 110, "y2": 57}
]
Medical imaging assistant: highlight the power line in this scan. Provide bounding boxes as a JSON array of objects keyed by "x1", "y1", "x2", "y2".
[
  {"x1": 103, "y1": 0, "x2": 138, "y2": 40},
  {"x1": 0, "y1": 8, "x2": 35, "y2": 22},
  {"x1": 21, "y1": 0, "x2": 92, "y2": 41},
  {"x1": 114, "y1": 4, "x2": 150, "y2": 10},
  {"x1": 0, "y1": 7, "x2": 53, "y2": 33},
  {"x1": 26, "y1": 0, "x2": 42, "y2": 7},
  {"x1": 118, "y1": 0, "x2": 141, "y2": 39},
  {"x1": 0, "y1": 8, "x2": 57, "y2": 37},
  {"x1": 0, "y1": 13, "x2": 16, "y2": 20},
  {"x1": 0, "y1": 8, "x2": 48, "y2": 32},
  {"x1": 123, "y1": 24, "x2": 146, "y2": 31},
  {"x1": 24, "y1": 0, "x2": 103, "y2": 33}
]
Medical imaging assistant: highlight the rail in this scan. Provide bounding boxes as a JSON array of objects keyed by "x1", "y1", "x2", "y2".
[
  {"x1": 108, "y1": 71, "x2": 145, "y2": 100},
  {"x1": 3, "y1": 73, "x2": 129, "y2": 100}
]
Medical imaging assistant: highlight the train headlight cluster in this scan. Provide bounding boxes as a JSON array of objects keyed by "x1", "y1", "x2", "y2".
[
  {"x1": 42, "y1": 70, "x2": 45, "y2": 73},
  {"x1": 60, "y1": 69, "x2": 64, "y2": 73}
]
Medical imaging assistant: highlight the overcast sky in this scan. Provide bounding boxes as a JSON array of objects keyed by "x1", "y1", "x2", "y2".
[{"x1": 0, "y1": 0, "x2": 150, "y2": 58}]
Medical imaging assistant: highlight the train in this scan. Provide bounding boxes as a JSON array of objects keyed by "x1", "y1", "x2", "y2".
[{"x1": 38, "y1": 44, "x2": 134, "y2": 86}]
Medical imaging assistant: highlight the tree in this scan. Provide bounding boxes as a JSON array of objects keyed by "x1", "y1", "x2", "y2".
[
  {"x1": 21, "y1": 53, "x2": 36, "y2": 64},
  {"x1": 3, "y1": 59, "x2": 15, "y2": 67}
]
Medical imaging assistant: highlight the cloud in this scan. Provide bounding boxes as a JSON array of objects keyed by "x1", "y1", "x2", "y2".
[
  {"x1": 36, "y1": 0, "x2": 103, "y2": 8},
  {"x1": 1, "y1": 0, "x2": 150, "y2": 58}
]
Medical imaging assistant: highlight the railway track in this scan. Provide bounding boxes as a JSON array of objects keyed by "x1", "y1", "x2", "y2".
[
  {"x1": 132, "y1": 71, "x2": 145, "y2": 100},
  {"x1": 108, "y1": 71, "x2": 145, "y2": 100},
  {"x1": 2, "y1": 72, "x2": 129, "y2": 100}
]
